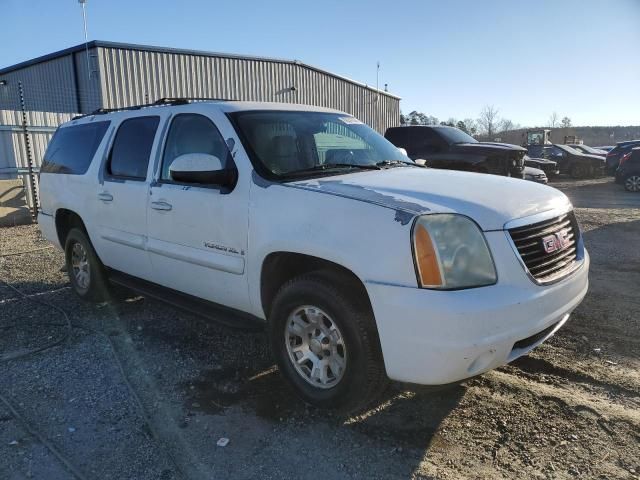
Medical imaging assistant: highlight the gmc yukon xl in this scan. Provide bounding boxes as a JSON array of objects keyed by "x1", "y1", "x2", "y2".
[{"x1": 38, "y1": 100, "x2": 589, "y2": 411}]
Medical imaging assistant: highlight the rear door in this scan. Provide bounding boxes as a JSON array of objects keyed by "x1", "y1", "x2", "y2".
[
  {"x1": 93, "y1": 115, "x2": 161, "y2": 281},
  {"x1": 146, "y1": 109, "x2": 250, "y2": 312}
]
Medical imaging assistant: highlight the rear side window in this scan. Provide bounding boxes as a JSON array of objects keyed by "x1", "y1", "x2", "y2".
[
  {"x1": 41, "y1": 121, "x2": 110, "y2": 175},
  {"x1": 107, "y1": 116, "x2": 160, "y2": 180}
]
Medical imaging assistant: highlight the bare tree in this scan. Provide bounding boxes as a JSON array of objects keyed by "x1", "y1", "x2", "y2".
[
  {"x1": 561, "y1": 116, "x2": 572, "y2": 128},
  {"x1": 500, "y1": 118, "x2": 515, "y2": 133},
  {"x1": 547, "y1": 112, "x2": 559, "y2": 128},
  {"x1": 477, "y1": 105, "x2": 501, "y2": 138},
  {"x1": 463, "y1": 118, "x2": 478, "y2": 136}
]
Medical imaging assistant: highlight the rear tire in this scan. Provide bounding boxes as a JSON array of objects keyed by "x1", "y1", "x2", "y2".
[
  {"x1": 64, "y1": 228, "x2": 110, "y2": 302},
  {"x1": 268, "y1": 272, "x2": 388, "y2": 412},
  {"x1": 624, "y1": 174, "x2": 640, "y2": 192}
]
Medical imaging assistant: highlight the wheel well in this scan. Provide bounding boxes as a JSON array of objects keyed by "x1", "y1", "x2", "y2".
[
  {"x1": 260, "y1": 252, "x2": 372, "y2": 318},
  {"x1": 55, "y1": 209, "x2": 87, "y2": 248}
]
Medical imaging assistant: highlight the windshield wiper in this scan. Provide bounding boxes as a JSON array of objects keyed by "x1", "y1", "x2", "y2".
[
  {"x1": 281, "y1": 163, "x2": 381, "y2": 177},
  {"x1": 375, "y1": 160, "x2": 417, "y2": 168}
]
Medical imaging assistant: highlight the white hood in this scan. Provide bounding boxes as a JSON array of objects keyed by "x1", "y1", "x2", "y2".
[{"x1": 289, "y1": 168, "x2": 571, "y2": 231}]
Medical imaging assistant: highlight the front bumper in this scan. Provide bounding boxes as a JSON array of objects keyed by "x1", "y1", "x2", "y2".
[
  {"x1": 365, "y1": 232, "x2": 590, "y2": 385},
  {"x1": 525, "y1": 174, "x2": 548, "y2": 184}
]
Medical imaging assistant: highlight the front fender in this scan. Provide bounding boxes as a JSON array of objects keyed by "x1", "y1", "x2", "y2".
[{"x1": 247, "y1": 182, "x2": 418, "y2": 317}]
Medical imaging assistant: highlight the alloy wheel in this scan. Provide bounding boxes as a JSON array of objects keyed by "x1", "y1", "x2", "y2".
[
  {"x1": 284, "y1": 305, "x2": 347, "y2": 389},
  {"x1": 625, "y1": 175, "x2": 640, "y2": 192}
]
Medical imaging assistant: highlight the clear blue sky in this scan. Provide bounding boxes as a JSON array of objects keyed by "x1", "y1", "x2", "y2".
[{"x1": 1, "y1": 0, "x2": 639, "y2": 126}]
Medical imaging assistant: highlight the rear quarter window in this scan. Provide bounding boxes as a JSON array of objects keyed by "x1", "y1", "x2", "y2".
[{"x1": 41, "y1": 121, "x2": 110, "y2": 175}]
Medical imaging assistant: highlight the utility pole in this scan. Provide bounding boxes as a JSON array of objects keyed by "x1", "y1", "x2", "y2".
[{"x1": 79, "y1": 0, "x2": 91, "y2": 80}]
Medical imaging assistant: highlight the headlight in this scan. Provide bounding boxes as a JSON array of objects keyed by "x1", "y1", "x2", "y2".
[{"x1": 412, "y1": 214, "x2": 497, "y2": 289}]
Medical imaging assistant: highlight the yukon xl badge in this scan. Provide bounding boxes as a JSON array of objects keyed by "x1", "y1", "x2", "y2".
[
  {"x1": 204, "y1": 242, "x2": 244, "y2": 256},
  {"x1": 542, "y1": 229, "x2": 570, "y2": 254}
]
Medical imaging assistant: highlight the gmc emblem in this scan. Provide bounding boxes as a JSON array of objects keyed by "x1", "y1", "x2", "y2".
[{"x1": 542, "y1": 229, "x2": 570, "y2": 254}]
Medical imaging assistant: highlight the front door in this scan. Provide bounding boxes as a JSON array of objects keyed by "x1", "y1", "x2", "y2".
[{"x1": 146, "y1": 111, "x2": 250, "y2": 312}]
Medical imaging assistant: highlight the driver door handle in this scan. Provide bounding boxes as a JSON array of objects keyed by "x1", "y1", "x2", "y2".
[
  {"x1": 97, "y1": 192, "x2": 113, "y2": 202},
  {"x1": 150, "y1": 201, "x2": 172, "y2": 211}
]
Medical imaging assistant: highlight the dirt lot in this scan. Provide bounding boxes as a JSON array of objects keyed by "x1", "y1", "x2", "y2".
[{"x1": 0, "y1": 177, "x2": 638, "y2": 480}]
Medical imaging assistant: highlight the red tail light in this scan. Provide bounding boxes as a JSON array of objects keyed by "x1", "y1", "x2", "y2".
[{"x1": 619, "y1": 152, "x2": 632, "y2": 166}]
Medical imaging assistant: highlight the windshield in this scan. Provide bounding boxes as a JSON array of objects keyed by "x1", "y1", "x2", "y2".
[
  {"x1": 232, "y1": 111, "x2": 411, "y2": 178},
  {"x1": 577, "y1": 145, "x2": 599, "y2": 154},
  {"x1": 555, "y1": 144, "x2": 582, "y2": 155},
  {"x1": 434, "y1": 127, "x2": 478, "y2": 145}
]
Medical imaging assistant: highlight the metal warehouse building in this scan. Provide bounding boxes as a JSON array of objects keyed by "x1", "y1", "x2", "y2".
[{"x1": 0, "y1": 40, "x2": 400, "y2": 133}]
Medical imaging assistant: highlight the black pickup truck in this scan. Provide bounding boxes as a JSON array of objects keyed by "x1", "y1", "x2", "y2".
[{"x1": 385, "y1": 125, "x2": 526, "y2": 177}]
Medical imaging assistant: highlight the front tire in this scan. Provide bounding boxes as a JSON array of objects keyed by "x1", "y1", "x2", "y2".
[
  {"x1": 268, "y1": 272, "x2": 388, "y2": 412},
  {"x1": 64, "y1": 228, "x2": 110, "y2": 302}
]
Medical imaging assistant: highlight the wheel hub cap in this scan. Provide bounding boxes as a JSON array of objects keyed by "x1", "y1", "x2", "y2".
[
  {"x1": 284, "y1": 306, "x2": 347, "y2": 389},
  {"x1": 626, "y1": 176, "x2": 640, "y2": 192},
  {"x1": 71, "y1": 243, "x2": 90, "y2": 290}
]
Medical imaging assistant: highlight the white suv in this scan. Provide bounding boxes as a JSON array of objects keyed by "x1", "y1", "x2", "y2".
[{"x1": 38, "y1": 100, "x2": 589, "y2": 411}]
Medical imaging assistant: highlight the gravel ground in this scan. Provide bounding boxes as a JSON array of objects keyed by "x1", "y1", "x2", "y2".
[{"x1": 0, "y1": 176, "x2": 638, "y2": 480}]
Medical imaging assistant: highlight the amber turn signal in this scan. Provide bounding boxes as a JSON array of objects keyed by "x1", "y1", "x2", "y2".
[{"x1": 414, "y1": 224, "x2": 443, "y2": 287}]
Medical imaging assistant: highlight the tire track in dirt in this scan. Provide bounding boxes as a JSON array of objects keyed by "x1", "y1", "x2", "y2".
[{"x1": 486, "y1": 370, "x2": 640, "y2": 427}]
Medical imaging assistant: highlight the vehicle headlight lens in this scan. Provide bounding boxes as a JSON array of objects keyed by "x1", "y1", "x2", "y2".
[{"x1": 412, "y1": 214, "x2": 497, "y2": 289}]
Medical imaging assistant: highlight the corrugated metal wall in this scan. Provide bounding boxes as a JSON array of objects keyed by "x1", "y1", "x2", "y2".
[
  {"x1": 0, "y1": 49, "x2": 102, "y2": 114},
  {"x1": 0, "y1": 44, "x2": 400, "y2": 133},
  {"x1": 97, "y1": 47, "x2": 400, "y2": 133}
]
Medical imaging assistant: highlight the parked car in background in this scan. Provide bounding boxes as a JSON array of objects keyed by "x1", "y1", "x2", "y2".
[
  {"x1": 567, "y1": 144, "x2": 607, "y2": 157},
  {"x1": 605, "y1": 140, "x2": 640, "y2": 175},
  {"x1": 385, "y1": 125, "x2": 526, "y2": 178},
  {"x1": 527, "y1": 144, "x2": 604, "y2": 178},
  {"x1": 524, "y1": 155, "x2": 559, "y2": 177},
  {"x1": 595, "y1": 146, "x2": 614, "y2": 152},
  {"x1": 615, "y1": 147, "x2": 640, "y2": 192},
  {"x1": 37, "y1": 100, "x2": 589, "y2": 411},
  {"x1": 523, "y1": 166, "x2": 548, "y2": 184}
]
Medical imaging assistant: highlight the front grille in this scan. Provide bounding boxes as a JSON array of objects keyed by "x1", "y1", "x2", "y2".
[{"x1": 508, "y1": 211, "x2": 580, "y2": 283}]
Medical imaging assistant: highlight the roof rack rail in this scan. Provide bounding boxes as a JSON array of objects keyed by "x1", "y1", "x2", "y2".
[
  {"x1": 154, "y1": 97, "x2": 237, "y2": 104},
  {"x1": 72, "y1": 97, "x2": 237, "y2": 120}
]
